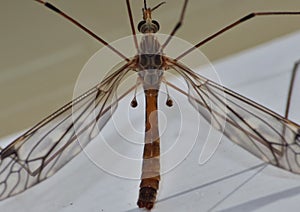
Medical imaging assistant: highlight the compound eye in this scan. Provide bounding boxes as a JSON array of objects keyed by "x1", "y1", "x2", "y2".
[
  {"x1": 137, "y1": 20, "x2": 146, "y2": 32},
  {"x1": 152, "y1": 20, "x2": 160, "y2": 31}
]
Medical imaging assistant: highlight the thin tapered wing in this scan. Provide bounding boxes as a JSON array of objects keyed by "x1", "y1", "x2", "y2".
[
  {"x1": 0, "y1": 61, "x2": 135, "y2": 200},
  {"x1": 167, "y1": 58, "x2": 300, "y2": 174}
]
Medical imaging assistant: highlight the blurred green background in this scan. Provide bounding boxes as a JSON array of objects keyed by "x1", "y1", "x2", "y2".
[{"x1": 1, "y1": 0, "x2": 300, "y2": 138}]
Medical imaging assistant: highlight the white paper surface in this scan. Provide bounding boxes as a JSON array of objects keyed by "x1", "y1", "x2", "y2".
[{"x1": 1, "y1": 31, "x2": 300, "y2": 212}]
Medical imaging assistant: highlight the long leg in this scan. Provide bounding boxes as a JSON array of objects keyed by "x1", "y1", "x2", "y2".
[
  {"x1": 126, "y1": 0, "x2": 139, "y2": 52},
  {"x1": 176, "y1": 12, "x2": 300, "y2": 61},
  {"x1": 137, "y1": 89, "x2": 160, "y2": 210},
  {"x1": 34, "y1": 0, "x2": 129, "y2": 62},
  {"x1": 285, "y1": 60, "x2": 300, "y2": 119},
  {"x1": 160, "y1": 0, "x2": 189, "y2": 51}
]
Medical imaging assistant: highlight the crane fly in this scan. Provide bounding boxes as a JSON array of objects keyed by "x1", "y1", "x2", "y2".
[{"x1": 1, "y1": 0, "x2": 300, "y2": 210}]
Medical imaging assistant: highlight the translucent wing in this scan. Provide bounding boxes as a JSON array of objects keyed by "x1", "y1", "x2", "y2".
[
  {"x1": 0, "y1": 61, "x2": 135, "y2": 200},
  {"x1": 167, "y1": 58, "x2": 300, "y2": 174}
]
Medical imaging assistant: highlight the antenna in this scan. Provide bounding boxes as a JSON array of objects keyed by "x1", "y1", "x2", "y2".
[{"x1": 151, "y1": 1, "x2": 166, "y2": 12}]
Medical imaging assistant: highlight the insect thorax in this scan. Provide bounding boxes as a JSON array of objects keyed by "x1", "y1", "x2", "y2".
[{"x1": 138, "y1": 34, "x2": 164, "y2": 89}]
